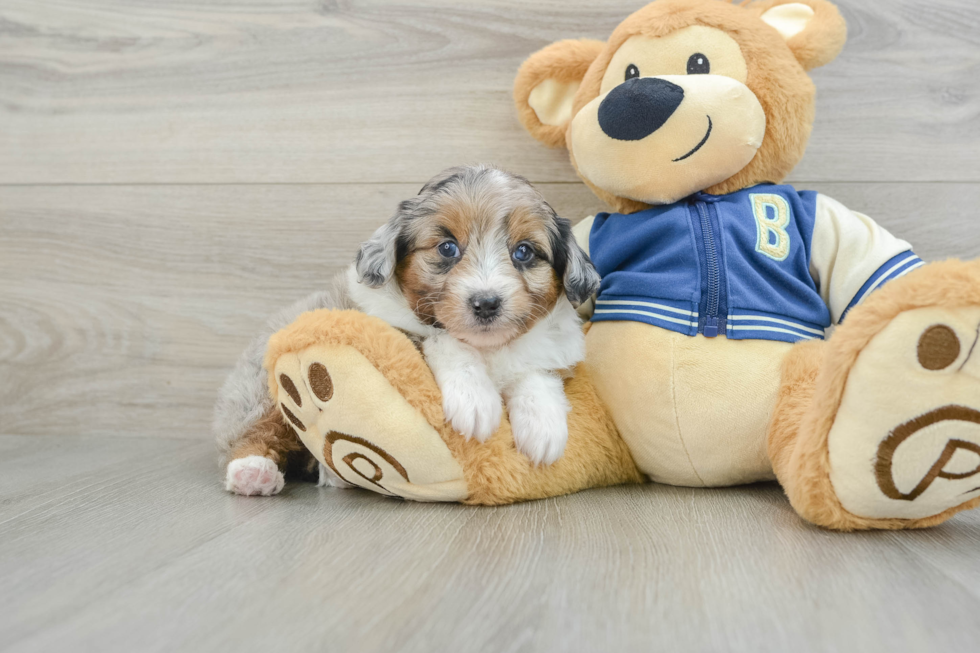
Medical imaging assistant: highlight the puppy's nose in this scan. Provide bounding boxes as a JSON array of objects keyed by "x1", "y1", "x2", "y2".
[
  {"x1": 598, "y1": 77, "x2": 684, "y2": 141},
  {"x1": 470, "y1": 294, "x2": 502, "y2": 321}
]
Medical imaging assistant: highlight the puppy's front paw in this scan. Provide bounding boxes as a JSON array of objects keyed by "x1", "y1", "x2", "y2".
[
  {"x1": 509, "y1": 402, "x2": 569, "y2": 466},
  {"x1": 442, "y1": 377, "x2": 503, "y2": 442},
  {"x1": 225, "y1": 455, "x2": 285, "y2": 496},
  {"x1": 507, "y1": 376, "x2": 570, "y2": 466}
]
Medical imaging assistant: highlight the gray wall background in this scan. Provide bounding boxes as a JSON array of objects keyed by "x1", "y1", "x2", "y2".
[{"x1": 1, "y1": 0, "x2": 978, "y2": 439}]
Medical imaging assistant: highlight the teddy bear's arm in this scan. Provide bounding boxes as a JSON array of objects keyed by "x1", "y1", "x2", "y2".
[{"x1": 807, "y1": 194, "x2": 924, "y2": 324}]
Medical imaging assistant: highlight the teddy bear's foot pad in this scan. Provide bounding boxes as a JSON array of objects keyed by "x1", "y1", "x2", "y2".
[
  {"x1": 829, "y1": 307, "x2": 980, "y2": 520},
  {"x1": 272, "y1": 343, "x2": 468, "y2": 502}
]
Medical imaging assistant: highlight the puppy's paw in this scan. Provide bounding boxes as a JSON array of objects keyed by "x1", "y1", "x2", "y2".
[
  {"x1": 509, "y1": 401, "x2": 569, "y2": 466},
  {"x1": 225, "y1": 455, "x2": 285, "y2": 496},
  {"x1": 507, "y1": 375, "x2": 570, "y2": 466},
  {"x1": 442, "y1": 377, "x2": 503, "y2": 442}
]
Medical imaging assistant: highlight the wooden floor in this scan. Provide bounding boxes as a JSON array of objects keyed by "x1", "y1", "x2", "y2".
[
  {"x1": 2, "y1": 435, "x2": 980, "y2": 653},
  {"x1": 1, "y1": 0, "x2": 979, "y2": 651}
]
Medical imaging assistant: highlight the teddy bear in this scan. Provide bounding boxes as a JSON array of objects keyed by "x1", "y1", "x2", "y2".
[{"x1": 260, "y1": 0, "x2": 980, "y2": 530}]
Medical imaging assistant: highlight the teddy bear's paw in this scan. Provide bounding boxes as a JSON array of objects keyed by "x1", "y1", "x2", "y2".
[
  {"x1": 317, "y1": 462, "x2": 355, "y2": 489},
  {"x1": 828, "y1": 306, "x2": 980, "y2": 521},
  {"x1": 225, "y1": 455, "x2": 285, "y2": 496},
  {"x1": 271, "y1": 343, "x2": 468, "y2": 502}
]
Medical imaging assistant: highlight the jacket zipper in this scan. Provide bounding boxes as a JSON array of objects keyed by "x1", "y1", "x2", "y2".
[{"x1": 695, "y1": 199, "x2": 721, "y2": 337}]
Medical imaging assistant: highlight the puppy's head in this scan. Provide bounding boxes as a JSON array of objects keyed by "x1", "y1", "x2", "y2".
[{"x1": 355, "y1": 165, "x2": 600, "y2": 349}]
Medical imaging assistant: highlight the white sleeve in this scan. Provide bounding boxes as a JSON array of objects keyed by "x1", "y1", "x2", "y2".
[{"x1": 809, "y1": 194, "x2": 922, "y2": 323}]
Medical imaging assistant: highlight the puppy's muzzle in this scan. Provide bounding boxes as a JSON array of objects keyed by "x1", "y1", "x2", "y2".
[
  {"x1": 470, "y1": 294, "x2": 502, "y2": 323},
  {"x1": 598, "y1": 77, "x2": 685, "y2": 141}
]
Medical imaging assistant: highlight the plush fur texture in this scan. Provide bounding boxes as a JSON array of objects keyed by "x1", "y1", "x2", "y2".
[
  {"x1": 769, "y1": 259, "x2": 980, "y2": 530},
  {"x1": 261, "y1": 263, "x2": 980, "y2": 520},
  {"x1": 505, "y1": 0, "x2": 979, "y2": 529},
  {"x1": 514, "y1": 39, "x2": 606, "y2": 148},
  {"x1": 513, "y1": 0, "x2": 846, "y2": 213},
  {"x1": 754, "y1": 0, "x2": 847, "y2": 71},
  {"x1": 264, "y1": 309, "x2": 644, "y2": 505}
]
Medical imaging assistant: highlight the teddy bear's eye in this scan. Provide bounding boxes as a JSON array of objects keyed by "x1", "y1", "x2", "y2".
[
  {"x1": 687, "y1": 53, "x2": 710, "y2": 75},
  {"x1": 625, "y1": 64, "x2": 640, "y2": 81}
]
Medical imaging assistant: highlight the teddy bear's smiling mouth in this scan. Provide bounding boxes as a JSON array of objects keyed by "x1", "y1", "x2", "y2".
[{"x1": 673, "y1": 115, "x2": 713, "y2": 162}]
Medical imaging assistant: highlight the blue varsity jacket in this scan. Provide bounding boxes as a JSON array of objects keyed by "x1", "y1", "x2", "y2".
[{"x1": 588, "y1": 184, "x2": 922, "y2": 343}]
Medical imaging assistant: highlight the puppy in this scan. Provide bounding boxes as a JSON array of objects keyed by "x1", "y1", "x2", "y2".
[{"x1": 215, "y1": 165, "x2": 600, "y2": 496}]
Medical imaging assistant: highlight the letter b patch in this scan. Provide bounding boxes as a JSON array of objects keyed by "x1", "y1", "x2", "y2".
[{"x1": 751, "y1": 194, "x2": 791, "y2": 262}]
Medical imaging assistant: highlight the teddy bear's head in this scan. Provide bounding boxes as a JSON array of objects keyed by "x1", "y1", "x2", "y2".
[{"x1": 514, "y1": 0, "x2": 847, "y2": 213}]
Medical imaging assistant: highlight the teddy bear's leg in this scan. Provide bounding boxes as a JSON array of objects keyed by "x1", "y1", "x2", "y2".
[
  {"x1": 768, "y1": 260, "x2": 980, "y2": 530},
  {"x1": 264, "y1": 310, "x2": 642, "y2": 504},
  {"x1": 268, "y1": 313, "x2": 469, "y2": 502}
]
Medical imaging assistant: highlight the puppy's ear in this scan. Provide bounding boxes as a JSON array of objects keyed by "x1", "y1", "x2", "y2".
[
  {"x1": 755, "y1": 0, "x2": 847, "y2": 71},
  {"x1": 514, "y1": 39, "x2": 605, "y2": 148},
  {"x1": 355, "y1": 200, "x2": 413, "y2": 288},
  {"x1": 551, "y1": 214, "x2": 601, "y2": 307}
]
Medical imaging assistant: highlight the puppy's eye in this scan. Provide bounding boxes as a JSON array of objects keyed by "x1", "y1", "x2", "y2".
[
  {"x1": 687, "y1": 53, "x2": 710, "y2": 75},
  {"x1": 625, "y1": 64, "x2": 640, "y2": 81},
  {"x1": 512, "y1": 243, "x2": 534, "y2": 264},
  {"x1": 437, "y1": 241, "x2": 460, "y2": 258}
]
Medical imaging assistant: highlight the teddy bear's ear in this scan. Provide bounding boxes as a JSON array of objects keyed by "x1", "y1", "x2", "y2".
[
  {"x1": 756, "y1": 0, "x2": 847, "y2": 71},
  {"x1": 514, "y1": 39, "x2": 605, "y2": 148}
]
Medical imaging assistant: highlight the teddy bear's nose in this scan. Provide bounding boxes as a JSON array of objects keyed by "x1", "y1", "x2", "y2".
[{"x1": 598, "y1": 77, "x2": 685, "y2": 141}]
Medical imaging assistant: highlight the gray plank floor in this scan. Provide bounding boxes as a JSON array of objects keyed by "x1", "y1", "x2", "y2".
[
  {"x1": 2, "y1": 435, "x2": 980, "y2": 653},
  {"x1": 2, "y1": 0, "x2": 980, "y2": 650}
]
